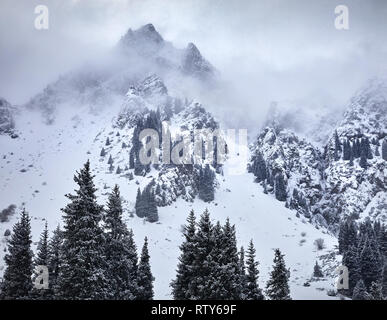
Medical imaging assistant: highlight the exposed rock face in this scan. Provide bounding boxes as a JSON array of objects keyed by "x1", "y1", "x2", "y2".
[
  {"x1": 0, "y1": 98, "x2": 15, "y2": 135},
  {"x1": 181, "y1": 43, "x2": 215, "y2": 79},
  {"x1": 25, "y1": 24, "x2": 216, "y2": 124},
  {"x1": 105, "y1": 75, "x2": 220, "y2": 206}
]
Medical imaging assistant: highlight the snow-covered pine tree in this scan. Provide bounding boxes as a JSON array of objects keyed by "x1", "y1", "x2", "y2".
[
  {"x1": 239, "y1": 246, "x2": 248, "y2": 300},
  {"x1": 191, "y1": 209, "x2": 214, "y2": 299},
  {"x1": 31, "y1": 222, "x2": 50, "y2": 299},
  {"x1": 338, "y1": 218, "x2": 358, "y2": 254},
  {"x1": 146, "y1": 188, "x2": 159, "y2": 223},
  {"x1": 0, "y1": 209, "x2": 33, "y2": 299},
  {"x1": 383, "y1": 139, "x2": 387, "y2": 161},
  {"x1": 216, "y1": 219, "x2": 242, "y2": 299},
  {"x1": 353, "y1": 138, "x2": 361, "y2": 158},
  {"x1": 360, "y1": 236, "x2": 383, "y2": 289},
  {"x1": 136, "y1": 237, "x2": 154, "y2": 300},
  {"x1": 198, "y1": 164, "x2": 215, "y2": 202},
  {"x1": 135, "y1": 188, "x2": 144, "y2": 218},
  {"x1": 171, "y1": 210, "x2": 197, "y2": 300},
  {"x1": 364, "y1": 137, "x2": 373, "y2": 159},
  {"x1": 135, "y1": 185, "x2": 158, "y2": 222},
  {"x1": 313, "y1": 261, "x2": 324, "y2": 278},
  {"x1": 352, "y1": 279, "x2": 369, "y2": 300},
  {"x1": 274, "y1": 173, "x2": 287, "y2": 202},
  {"x1": 251, "y1": 152, "x2": 267, "y2": 182},
  {"x1": 265, "y1": 249, "x2": 291, "y2": 300},
  {"x1": 342, "y1": 245, "x2": 361, "y2": 295},
  {"x1": 108, "y1": 154, "x2": 114, "y2": 165},
  {"x1": 245, "y1": 240, "x2": 264, "y2": 300},
  {"x1": 47, "y1": 225, "x2": 63, "y2": 297},
  {"x1": 100, "y1": 147, "x2": 106, "y2": 157},
  {"x1": 334, "y1": 131, "x2": 341, "y2": 161},
  {"x1": 56, "y1": 160, "x2": 108, "y2": 299},
  {"x1": 104, "y1": 185, "x2": 138, "y2": 300},
  {"x1": 343, "y1": 139, "x2": 351, "y2": 160},
  {"x1": 349, "y1": 147, "x2": 354, "y2": 166},
  {"x1": 360, "y1": 146, "x2": 368, "y2": 169},
  {"x1": 204, "y1": 221, "x2": 223, "y2": 299}
]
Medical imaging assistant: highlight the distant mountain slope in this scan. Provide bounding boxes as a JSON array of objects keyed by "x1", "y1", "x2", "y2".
[{"x1": 249, "y1": 79, "x2": 387, "y2": 232}]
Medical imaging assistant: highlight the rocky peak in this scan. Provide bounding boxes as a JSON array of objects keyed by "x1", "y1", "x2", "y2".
[
  {"x1": 337, "y1": 78, "x2": 387, "y2": 139},
  {"x1": 119, "y1": 24, "x2": 165, "y2": 56},
  {"x1": 182, "y1": 42, "x2": 214, "y2": 79}
]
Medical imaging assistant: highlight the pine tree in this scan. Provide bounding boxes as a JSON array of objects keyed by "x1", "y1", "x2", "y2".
[
  {"x1": 0, "y1": 209, "x2": 33, "y2": 299},
  {"x1": 338, "y1": 219, "x2": 358, "y2": 254},
  {"x1": 135, "y1": 186, "x2": 158, "y2": 222},
  {"x1": 216, "y1": 219, "x2": 242, "y2": 299},
  {"x1": 360, "y1": 236, "x2": 382, "y2": 289},
  {"x1": 106, "y1": 137, "x2": 110, "y2": 146},
  {"x1": 360, "y1": 146, "x2": 368, "y2": 169},
  {"x1": 171, "y1": 210, "x2": 197, "y2": 300},
  {"x1": 245, "y1": 240, "x2": 264, "y2": 300},
  {"x1": 115, "y1": 166, "x2": 121, "y2": 174},
  {"x1": 352, "y1": 280, "x2": 369, "y2": 300},
  {"x1": 334, "y1": 130, "x2": 341, "y2": 161},
  {"x1": 191, "y1": 209, "x2": 215, "y2": 299},
  {"x1": 56, "y1": 160, "x2": 108, "y2": 299},
  {"x1": 47, "y1": 225, "x2": 63, "y2": 297},
  {"x1": 146, "y1": 189, "x2": 159, "y2": 223},
  {"x1": 364, "y1": 137, "x2": 373, "y2": 159},
  {"x1": 108, "y1": 154, "x2": 113, "y2": 165},
  {"x1": 342, "y1": 245, "x2": 361, "y2": 295},
  {"x1": 252, "y1": 152, "x2": 267, "y2": 182},
  {"x1": 383, "y1": 139, "x2": 387, "y2": 161},
  {"x1": 198, "y1": 164, "x2": 215, "y2": 202},
  {"x1": 343, "y1": 139, "x2": 351, "y2": 160},
  {"x1": 100, "y1": 147, "x2": 106, "y2": 157},
  {"x1": 31, "y1": 222, "x2": 50, "y2": 299},
  {"x1": 313, "y1": 261, "x2": 324, "y2": 278},
  {"x1": 274, "y1": 173, "x2": 287, "y2": 202},
  {"x1": 265, "y1": 249, "x2": 291, "y2": 300},
  {"x1": 354, "y1": 138, "x2": 361, "y2": 158},
  {"x1": 135, "y1": 188, "x2": 144, "y2": 218},
  {"x1": 104, "y1": 185, "x2": 138, "y2": 300},
  {"x1": 136, "y1": 237, "x2": 154, "y2": 300}
]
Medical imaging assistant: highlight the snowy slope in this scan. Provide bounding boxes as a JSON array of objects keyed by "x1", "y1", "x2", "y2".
[
  {"x1": 0, "y1": 24, "x2": 342, "y2": 300},
  {"x1": 0, "y1": 97, "x2": 340, "y2": 299}
]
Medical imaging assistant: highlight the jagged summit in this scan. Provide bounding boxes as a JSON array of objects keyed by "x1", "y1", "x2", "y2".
[
  {"x1": 182, "y1": 42, "x2": 214, "y2": 78},
  {"x1": 337, "y1": 77, "x2": 387, "y2": 138},
  {"x1": 120, "y1": 24, "x2": 164, "y2": 51}
]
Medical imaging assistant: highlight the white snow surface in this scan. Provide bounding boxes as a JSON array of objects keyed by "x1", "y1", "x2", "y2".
[{"x1": 0, "y1": 104, "x2": 340, "y2": 300}]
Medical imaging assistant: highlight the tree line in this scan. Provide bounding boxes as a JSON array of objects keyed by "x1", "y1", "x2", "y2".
[
  {"x1": 171, "y1": 210, "x2": 291, "y2": 300},
  {"x1": 338, "y1": 218, "x2": 387, "y2": 300},
  {"x1": 0, "y1": 161, "x2": 154, "y2": 300}
]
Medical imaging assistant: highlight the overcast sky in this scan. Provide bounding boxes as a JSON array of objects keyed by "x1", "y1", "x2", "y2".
[{"x1": 1, "y1": 0, "x2": 386, "y2": 118}]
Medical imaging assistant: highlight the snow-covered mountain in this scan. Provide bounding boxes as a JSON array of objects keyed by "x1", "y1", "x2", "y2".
[
  {"x1": 249, "y1": 78, "x2": 387, "y2": 233},
  {"x1": 5, "y1": 24, "x2": 386, "y2": 299}
]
